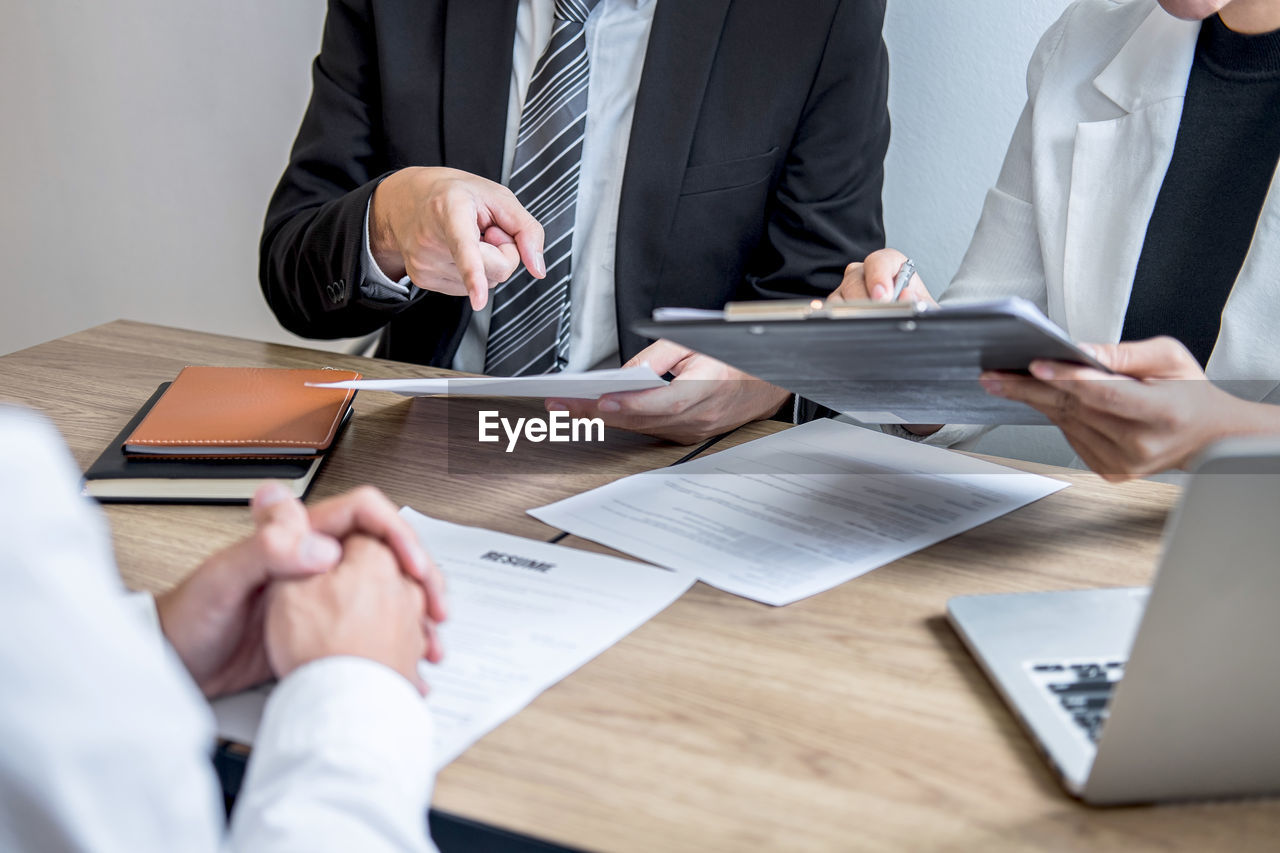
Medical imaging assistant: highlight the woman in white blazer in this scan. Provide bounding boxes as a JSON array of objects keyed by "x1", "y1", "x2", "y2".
[{"x1": 837, "y1": 0, "x2": 1280, "y2": 480}]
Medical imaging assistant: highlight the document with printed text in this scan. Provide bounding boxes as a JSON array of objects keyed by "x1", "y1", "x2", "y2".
[
  {"x1": 308, "y1": 365, "x2": 666, "y2": 399},
  {"x1": 212, "y1": 511, "x2": 694, "y2": 769},
  {"x1": 530, "y1": 419, "x2": 1068, "y2": 606}
]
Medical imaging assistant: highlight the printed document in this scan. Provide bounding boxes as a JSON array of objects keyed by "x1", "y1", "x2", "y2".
[
  {"x1": 308, "y1": 365, "x2": 666, "y2": 399},
  {"x1": 212, "y1": 511, "x2": 694, "y2": 769},
  {"x1": 530, "y1": 419, "x2": 1068, "y2": 606}
]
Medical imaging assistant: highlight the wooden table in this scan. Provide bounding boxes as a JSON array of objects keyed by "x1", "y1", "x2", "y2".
[
  {"x1": 0, "y1": 321, "x2": 696, "y2": 590},
  {"x1": 4, "y1": 321, "x2": 1277, "y2": 851}
]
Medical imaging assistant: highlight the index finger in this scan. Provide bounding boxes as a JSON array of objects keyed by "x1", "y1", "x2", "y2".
[
  {"x1": 620, "y1": 338, "x2": 693, "y2": 374},
  {"x1": 1085, "y1": 337, "x2": 1200, "y2": 380},
  {"x1": 442, "y1": 202, "x2": 490, "y2": 311},
  {"x1": 250, "y1": 481, "x2": 309, "y2": 530},
  {"x1": 597, "y1": 381, "x2": 704, "y2": 419},
  {"x1": 307, "y1": 487, "x2": 447, "y2": 623},
  {"x1": 484, "y1": 189, "x2": 546, "y2": 280},
  {"x1": 863, "y1": 249, "x2": 912, "y2": 302},
  {"x1": 1027, "y1": 360, "x2": 1173, "y2": 423}
]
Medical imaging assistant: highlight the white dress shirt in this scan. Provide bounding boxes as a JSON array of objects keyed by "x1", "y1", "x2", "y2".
[
  {"x1": 361, "y1": 0, "x2": 657, "y2": 373},
  {"x1": 0, "y1": 407, "x2": 438, "y2": 852}
]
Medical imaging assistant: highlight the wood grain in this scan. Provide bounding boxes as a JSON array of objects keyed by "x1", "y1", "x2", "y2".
[
  {"x1": 0, "y1": 320, "x2": 693, "y2": 592},
  {"x1": 431, "y1": 427, "x2": 1280, "y2": 851},
  {"x1": 5, "y1": 321, "x2": 1277, "y2": 850}
]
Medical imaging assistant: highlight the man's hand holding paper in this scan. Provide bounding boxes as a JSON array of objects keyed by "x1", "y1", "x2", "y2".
[{"x1": 544, "y1": 339, "x2": 792, "y2": 445}]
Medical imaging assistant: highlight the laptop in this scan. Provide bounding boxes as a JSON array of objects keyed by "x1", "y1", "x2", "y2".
[{"x1": 948, "y1": 438, "x2": 1280, "y2": 805}]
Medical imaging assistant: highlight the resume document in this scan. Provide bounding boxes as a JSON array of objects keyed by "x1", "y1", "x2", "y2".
[
  {"x1": 213, "y1": 512, "x2": 693, "y2": 769},
  {"x1": 530, "y1": 420, "x2": 1068, "y2": 606}
]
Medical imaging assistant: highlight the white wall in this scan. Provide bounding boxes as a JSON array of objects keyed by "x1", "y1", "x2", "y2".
[
  {"x1": 1, "y1": 2, "x2": 1073, "y2": 407},
  {"x1": 0, "y1": 1, "x2": 331, "y2": 356},
  {"x1": 882, "y1": 0, "x2": 1072, "y2": 291}
]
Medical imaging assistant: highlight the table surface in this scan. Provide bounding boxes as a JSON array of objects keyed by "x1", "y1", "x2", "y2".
[
  {"x1": 0, "y1": 320, "x2": 696, "y2": 589},
  {"x1": 4, "y1": 320, "x2": 1277, "y2": 852}
]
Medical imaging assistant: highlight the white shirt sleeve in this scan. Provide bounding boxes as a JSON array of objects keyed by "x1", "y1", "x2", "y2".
[
  {"x1": 123, "y1": 588, "x2": 164, "y2": 633},
  {"x1": 229, "y1": 658, "x2": 438, "y2": 853},
  {"x1": 0, "y1": 407, "x2": 226, "y2": 853},
  {"x1": 360, "y1": 198, "x2": 417, "y2": 302},
  {"x1": 0, "y1": 408, "x2": 438, "y2": 852},
  {"x1": 879, "y1": 422, "x2": 992, "y2": 449}
]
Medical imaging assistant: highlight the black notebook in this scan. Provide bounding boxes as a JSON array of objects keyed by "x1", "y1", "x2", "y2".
[{"x1": 83, "y1": 384, "x2": 351, "y2": 504}]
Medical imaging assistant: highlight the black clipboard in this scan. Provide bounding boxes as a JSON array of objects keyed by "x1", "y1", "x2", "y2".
[{"x1": 632, "y1": 297, "x2": 1110, "y2": 425}]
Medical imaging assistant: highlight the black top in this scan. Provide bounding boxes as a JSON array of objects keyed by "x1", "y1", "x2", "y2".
[{"x1": 1122, "y1": 14, "x2": 1280, "y2": 366}]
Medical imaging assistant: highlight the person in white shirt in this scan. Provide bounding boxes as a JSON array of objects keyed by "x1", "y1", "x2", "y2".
[{"x1": 0, "y1": 406, "x2": 448, "y2": 852}]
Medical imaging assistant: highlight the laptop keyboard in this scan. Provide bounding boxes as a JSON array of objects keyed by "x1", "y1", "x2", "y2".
[{"x1": 1027, "y1": 660, "x2": 1126, "y2": 743}]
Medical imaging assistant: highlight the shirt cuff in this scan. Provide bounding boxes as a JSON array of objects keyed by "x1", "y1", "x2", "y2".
[
  {"x1": 230, "y1": 656, "x2": 436, "y2": 851},
  {"x1": 361, "y1": 199, "x2": 416, "y2": 303},
  {"x1": 125, "y1": 591, "x2": 163, "y2": 637},
  {"x1": 254, "y1": 656, "x2": 433, "y2": 794},
  {"x1": 880, "y1": 423, "x2": 988, "y2": 448}
]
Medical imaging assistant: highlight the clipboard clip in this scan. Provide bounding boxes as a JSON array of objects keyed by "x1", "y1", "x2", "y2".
[{"x1": 723, "y1": 298, "x2": 928, "y2": 322}]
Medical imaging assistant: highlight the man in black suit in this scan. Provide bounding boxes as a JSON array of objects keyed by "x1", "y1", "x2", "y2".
[{"x1": 261, "y1": 0, "x2": 889, "y2": 443}]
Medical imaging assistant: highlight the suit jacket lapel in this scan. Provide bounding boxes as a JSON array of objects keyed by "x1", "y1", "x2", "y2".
[
  {"x1": 442, "y1": 0, "x2": 518, "y2": 180},
  {"x1": 427, "y1": 0, "x2": 519, "y2": 360},
  {"x1": 615, "y1": 0, "x2": 732, "y2": 338},
  {"x1": 1209, "y1": 166, "x2": 1280, "y2": 401},
  {"x1": 1062, "y1": 8, "x2": 1197, "y2": 344}
]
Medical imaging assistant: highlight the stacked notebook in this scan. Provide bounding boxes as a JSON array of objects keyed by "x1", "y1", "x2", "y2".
[{"x1": 83, "y1": 366, "x2": 360, "y2": 503}]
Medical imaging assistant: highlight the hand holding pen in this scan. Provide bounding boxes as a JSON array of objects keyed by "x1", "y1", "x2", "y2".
[
  {"x1": 828, "y1": 248, "x2": 937, "y2": 306},
  {"x1": 889, "y1": 258, "x2": 917, "y2": 301}
]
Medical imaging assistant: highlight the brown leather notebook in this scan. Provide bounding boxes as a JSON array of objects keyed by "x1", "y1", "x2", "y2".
[{"x1": 124, "y1": 366, "x2": 361, "y2": 456}]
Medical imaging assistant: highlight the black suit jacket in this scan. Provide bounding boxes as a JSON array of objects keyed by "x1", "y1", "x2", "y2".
[{"x1": 261, "y1": 0, "x2": 890, "y2": 368}]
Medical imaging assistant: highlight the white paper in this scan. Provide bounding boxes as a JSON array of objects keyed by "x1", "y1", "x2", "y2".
[
  {"x1": 307, "y1": 365, "x2": 667, "y2": 399},
  {"x1": 843, "y1": 411, "x2": 910, "y2": 425},
  {"x1": 212, "y1": 512, "x2": 694, "y2": 771},
  {"x1": 530, "y1": 419, "x2": 1068, "y2": 606},
  {"x1": 651, "y1": 307, "x2": 725, "y2": 322}
]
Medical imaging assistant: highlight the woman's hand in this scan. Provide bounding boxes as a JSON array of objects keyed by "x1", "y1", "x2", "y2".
[
  {"x1": 830, "y1": 248, "x2": 935, "y2": 306},
  {"x1": 831, "y1": 249, "x2": 941, "y2": 436},
  {"x1": 981, "y1": 336, "x2": 1279, "y2": 481}
]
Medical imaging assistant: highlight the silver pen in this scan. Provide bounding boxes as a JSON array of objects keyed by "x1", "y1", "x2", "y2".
[{"x1": 889, "y1": 258, "x2": 917, "y2": 301}]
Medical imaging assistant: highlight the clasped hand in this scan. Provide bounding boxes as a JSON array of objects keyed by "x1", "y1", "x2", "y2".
[{"x1": 157, "y1": 483, "x2": 446, "y2": 698}]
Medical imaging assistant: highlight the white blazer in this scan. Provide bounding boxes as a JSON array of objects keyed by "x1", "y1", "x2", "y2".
[{"x1": 946, "y1": 0, "x2": 1280, "y2": 406}]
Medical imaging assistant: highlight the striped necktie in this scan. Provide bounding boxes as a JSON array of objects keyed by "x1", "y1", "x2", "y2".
[{"x1": 484, "y1": 0, "x2": 602, "y2": 376}]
